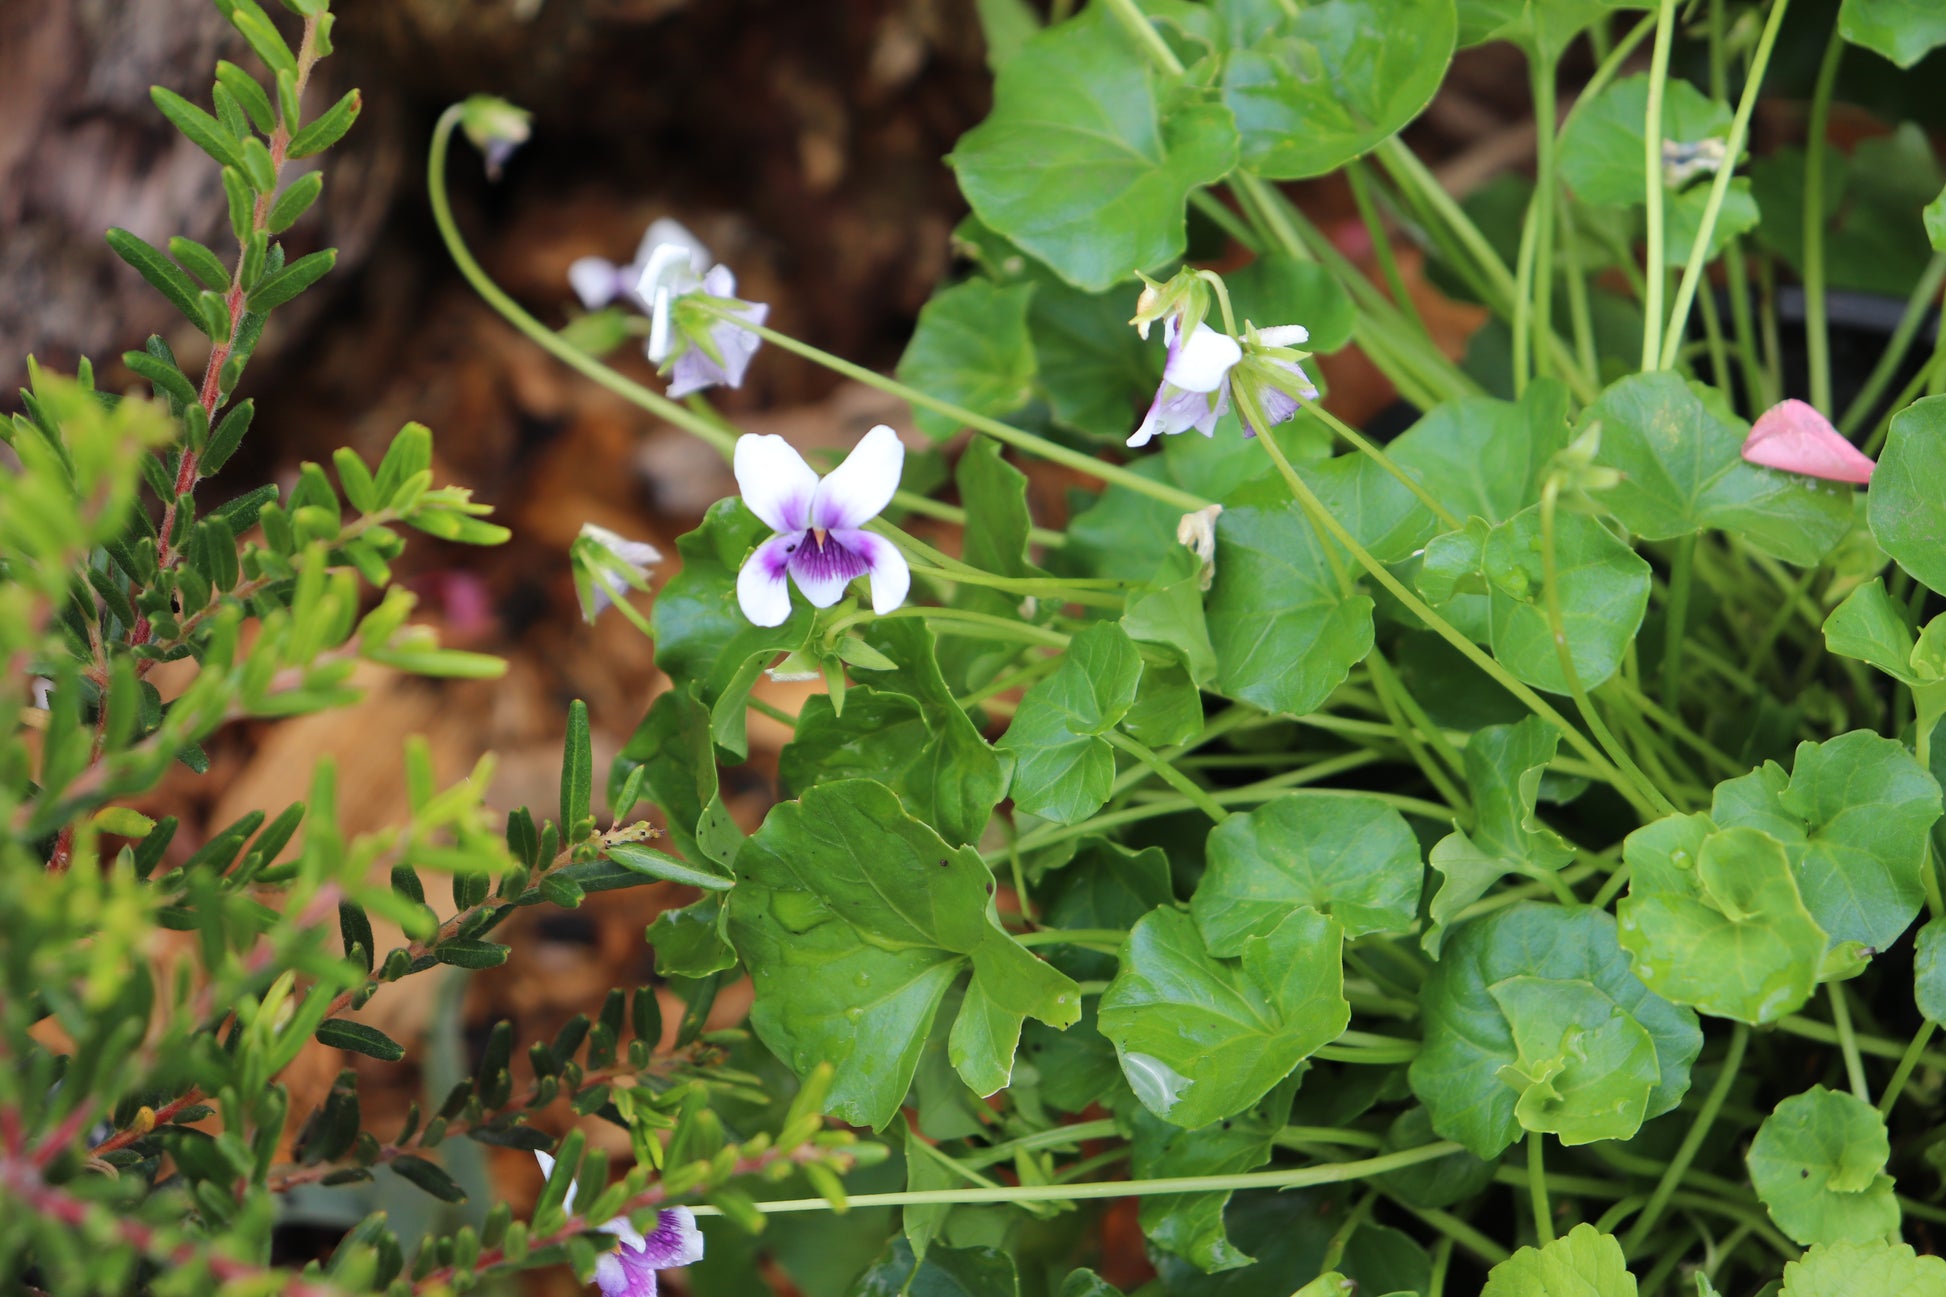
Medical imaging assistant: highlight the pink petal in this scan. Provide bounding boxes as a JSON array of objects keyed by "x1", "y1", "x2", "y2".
[{"x1": 1741, "y1": 399, "x2": 1876, "y2": 485}]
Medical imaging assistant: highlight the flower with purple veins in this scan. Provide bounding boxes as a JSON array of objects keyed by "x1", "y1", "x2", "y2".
[
  {"x1": 1127, "y1": 319, "x2": 1242, "y2": 448},
  {"x1": 734, "y1": 425, "x2": 911, "y2": 627},
  {"x1": 567, "y1": 218, "x2": 710, "y2": 314},
  {"x1": 533, "y1": 1151, "x2": 703, "y2": 1297},
  {"x1": 660, "y1": 265, "x2": 768, "y2": 399},
  {"x1": 1234, "y1": 323, "x2": 1320, "y2": 438}
]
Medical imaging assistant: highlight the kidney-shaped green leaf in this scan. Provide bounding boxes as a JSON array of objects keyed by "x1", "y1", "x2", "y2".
[
  {"x1": 1747, "y1": 1085, "x2": 1901, "y2": 1246},
  {"x1": 1869, "y1": 394, "x2": 1946, "y2": 597},
  {"x1": 1483, "y1": 505, "x2": 1650, "y2": 694},
  {"x1": 1481, "y1": 1223, "x2": 1637, "y2": 1297},
  {"x1": 1781, "y1": 1241, "x2": 1946, "y2": 1297},
  {"x1": 998, "y1": 621, "x2": 1143, "y2": 825},
  {"x1": 1839, "y1": 0, "x2": 1946, "y2": 69}
]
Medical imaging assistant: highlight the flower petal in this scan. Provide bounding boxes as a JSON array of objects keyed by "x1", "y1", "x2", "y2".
[
  {"x1": 787, "y1": 531, "x2": 874, "y2": 607},
  {"x1": 1163, "y1": 324, "x2": 1242, "y2": 393},
  {"x1": 834, "y1": 529, "x2": 911, "y2": 615},
  {"x1": 534, "y1": 1151, "x2": 577, "y2": 1217},
  {"x1": 647, "y1": 286, "x2": 675, "y2": 363},
  {"x1": 1256, "y1": 324, "x2": 1310, "y2": 348},
  {"x1": 736, "y1": 532, "x2": 800, "y2": 627},
  {"x1": 593, "y1": 1251, "x2": 653, "y2": 1297},
  {"x1": 568, "y1": 257, "x2": 624, "y2": 310},
  {"x1": 1742, "y1": 399, "x2": 1876, "y2": 484},
  {"x1": 598, "y1": 1217, "x2": 648, "y2": 1253},
  {"x1": 634, "y1": 218, "x2": 710, "y2": 276},
  {"x1": 810, "y1": 424, "x2": 904, "y2": 530},
  {"x1": 734, "y1": 435, "x2": 820, "y2": 532},
  {"x1": 1130, "y1": 380, "x2": 1227, "y2": 446},
  {"x1": 700, "y1": 263, "x2": 738, "y2": 298},
  {"x1": 666, "y1": 300, "x2": 768, "y2": 399},
  {"x1": 637, "y1": 237, "x2": 706, "y2": 304},
  {"x1": 637, "y1": 1207, "x2": 706, "y2": 1269}
]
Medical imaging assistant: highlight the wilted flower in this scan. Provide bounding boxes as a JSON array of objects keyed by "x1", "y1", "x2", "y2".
[
  {"x1": 734, "y1": 425, "x2": 911, "y2": 627},
  {"x1": 1176, "y1": 504, "x2": 1223, "y2": 590},
  {"x1": 1741, "y1": 399, "x2": 1876, "y2": 485},
  {"x1": 534, "y1": 1151, "x2": 703, "y2": 1297},
  {"x1": 571, "y1": 523, "x2": 662, "y2": 623},
  {"x1": 1128, "y1": 316, "x2": 1317, "y2": 448},
  {"x1": 458, "y1": 95, "x2": 531, "y2": 180},
  {"x1": 1233, "y1": 324, "x2": 1320, "y2": 438}
]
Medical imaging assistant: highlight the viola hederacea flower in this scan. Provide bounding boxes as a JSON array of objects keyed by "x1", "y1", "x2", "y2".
[
  {"x1": 571, "y1": 522, "x2": 662, "y2": 623},
  {"x1": 1741, "y1": 398, "x2": 1876, "y2": 485},
  {"x1": 535, "y1": 1151, "x2": 703, "y2": 1297},
  {"x1": 1128, "y1": 318, "x2": 1241, "y2": 448},
  {"x1": 458, "y1": 95, "x2": 532, "y2": 181},
  {"x1": 733, "y1": 425, "x2": 911, "y2": 627},
  {"x1": 636, "y1": 234, "x2": 769, "y2": 398},
  {"x1": 568, "y1": 219, "x2": 710, "y2": 314},
  {"x1": 1233, "y1": 324, "x2": 1320, "y2": 439}
]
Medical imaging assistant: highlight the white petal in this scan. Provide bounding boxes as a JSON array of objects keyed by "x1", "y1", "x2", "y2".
[
  {"x1": 598, "y1": 1217, "x2": 648, "y2": 1252},
  {"x1": 646, "y1": 286, "x2": 674, "y2": 363},
  {"x1": 810, "y1": 425, "x2": 904, "y2": 530},
  {"x1": 843, "y1": 530, "x2": 911, "y2": 615},
  {"x1": 736, "y1": 533, "x2": 799, "y2": 627},
  {"x1": 638, "y1": 240, "x2": 704, "y2": 307},
  {"x1": 700, "y1": 263, "x2": 737, "y2": 298},
  {"x1": 580, "y1": 522, "x2": 662, "y2": 569},
  {"x1": 734, "y1": 434, "x2": 820, "y2": 532},
  {"x1": 1256, "y1": 324, "x2": 1310, "y2": 347},
  {"x1": 643, "y1": 1207, "x2": 705, "y2": 1268},
  {"x1": 535, "y1": 1150, "x2": 579, "y2": 1216},
  {"x1": 634, "y1": 218, "x2": 710, "y2": 276},
  {"x1": 1164, "y1": 325, "x2": 1242, "y2": 393},
  {"x1": 568, "y1": 257, "x2": 622, "y2": 310}
]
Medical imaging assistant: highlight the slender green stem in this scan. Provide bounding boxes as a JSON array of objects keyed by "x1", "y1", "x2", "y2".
[
  {"x1": 1539, "y1": 479, "x2": 1676, "y2": 815},
  {"x1": 1558, "y1": 193, "x2": 1600, "y2": 380},
  {"x1": 1099, "y1": 0, "x2": 1184, "y2": 72},
  {"x1": 907, "y1": 562, "x2": 1123, "y2": 608},
  {"x1": 691, "y1": 1142, "x2": 1466, "y2": 1214},
  {"x1": 957, "y1": 1119, "x2": 1121, "y2": 1170},
  {"x1": 1366, "y1": 654, "x2": 1471, "y2": 816},
  {"x1": 1828, "y1": 982, "x2": 1871, "y2": 1103},
  {"x1": 1864, "y1": 319, "x2": 1946, "y2": 454},
  {"x1": 1528, "y1": 1131, "x2": 1554, "y2": 1245},
  {"x1": 1659, "y1": 0, "x2": 1792, "y2": 369},
  {"x1": 1839, "y1": 250, "x2": 1946, "y2": 435},
  {"x1": 1725, "y1": 240, "x2": 1770, "y2": 410},
  {"x1": 1640, "y1": 0, "x2": 1681, "y2": 371},
  {"x1": 1803, "y1": 26, "x2": 1845, "y2": 413},
  {"x1": 1777, "y1": 1013, "x2": 1946, "y2": 1071},
  {"x1": 1695, "y1": 264, "x2": 1732, "y2": 385},
  {"x1": 1270, "y1": 1127, "x2": 1387, "y2": 1152},
  {"x1": 957, "y1": 655, "x2": 1061, "y2": 710},
  {"x1": 1386, "y1": 1197, "x2": 1513, "y2": 1268},
  {"x1": 1012, "y1": 928, "x2": 1124, "y2": 950},
  {"x1": 1528, "y1": 47, "x2": 1561, "y2": 386},
  {"x1": 1622, "y1": 1022, "x2": 1748, "y2": 1254},
  {"x1": 833, "y1": 605, "x2": 1069, "y2": 648},
  {"x1": 1189, "y1": 189, "x2": 1263, "y2": 255},
  {"x1": 1346, "y1": 160, "x2": 1421, "y2": 328},
  {"x1": 1660, "y1": 535, "x2": 1696, "y2": 712},
  {"x1": 1877, "y1": 1020, "x2": 1937, "y2": 1116},
  {"x1": 724, "y1": 314, "x2": 1211, "y2": 512},
  {"x1": 1252, "y1": 423, "x2": 1653, "y2": 815},
  {"x1": 1102, "y1": 729, "x2": 1230, "y2": 823},
  {"x1": 1305, "y1": 403, "x2": 1463, "y2": 531}
]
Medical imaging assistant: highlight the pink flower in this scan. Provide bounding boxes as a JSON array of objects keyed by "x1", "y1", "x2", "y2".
[{"x1": 1741, "y1": 399, "x2": 1876, "y2": 485}]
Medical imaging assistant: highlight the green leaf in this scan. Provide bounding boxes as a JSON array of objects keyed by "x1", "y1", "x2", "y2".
[
  {"x1": 976, "y1": 0, "x2": 1040, "y2": 70},
  {"x1": 850, "y1": 1239, "x2": 1019, "y2": 1297},
  {"x1": 1823, "y1": 578, "x2": 1922, "y2": 683},
  {"x1": 644, "y1": 894, "x2": 736, "y2": 978},
  {"x1": 1918, "y1": 917, "x2": 1946, "y2": 1023},
  {"x1": 1839, "y1": 0, "x2": 1946, "y2": 68},
  {"x1": 1492, "y1": 974, "x2": 1661, "y2": 1144},
  {"x1": 316, "y1": 1020, "x2": 406, "y2": 1061},
  {"x1": 1747, "y1": 1085, "x2": 1901, "y2": 1246},
  {"x1": 434, "y1": 940, "x2": 511, "y2": 970},
  {"x1": 1123, "y1": 1072, "x2": 1302, "y2": 1272},
  {"x1": 1927, "y1": 182, "x2": 1946, "y2": 253},
  {"x1": 1206, "y1": 501, "x2": 1375, "y2": 715},
  {"x1": 106, "y1": 228, "x2": 212, "y2": 335},
  {"x1": 1780, "y1": 1241, "x2": 1946, "y2": 1297},
  {"x1": 1194, "y1": 795, "x2": 1422, "y2": 951},
  {"x1": 268, "y1": 171, "x2": 324, "y2": 234},
  {"x1": 1391, "y1": 382, "x2": 1571, "y2": 526},
  {"x1": 948, "y1": 7, "x2": 1240, "y2": 291},
  {"x1": 288, "y1": 88, "x2": 363, "y2": 158},
  {"x1": 1411, "y1": 903, "x2": 1700, "y2": 1158},
  {"x1": 612, "y1": 688, "x2": 740, "y2": 868},
  {"x1": 860, "y1": 619, "x2": 1012, "y2": 846},
  {"x1": 998, "y1": 621, "x2": 1143, "y2": 825},
  {"x1": 1481, "y1": 1223, "x2": 1637, "y2": 1297},
  {"x1": 1482, "y1": 505, "x2": 1650, "y2": 693},
  {"x1": 1099, "y1": 906, "x2": 1349, "y2": 1128},
  {"x1": 606, "y1": 842, "x2": 733, "y2": 890},
  {"x1": 1617, "y1": 820, "x2": 1825, "y2": 1024},
  {"x1": 1426, "y1": 717, "x2": 1576, "y2": 954},
  {"x1": 726, "y1": 781, "x2": 1078, "y2": 1128},
  {"x1": 1560, "y1": 73, "x2": 1728, "y2": 208},
  {"x1": 1708, "y1": 730, "x2": 1943, "y2": 953},
  {"x1": 1217, "y1": 0, "x2": 1454, "y2": 180},
  {"x1": 1227, "y1": 254, "x2": 1356, "y2": 354},
  {"x1": 1581, "y1": 372, "x2": 1852, "y2": 564},
  {"x1": 151, "y1": 86, "x2": 246, "y2": 169},
  {"x1": 1869, "y1": 394, "x2": 1946, "y2": 596},
  {"x1": 560, "y1": 699, "x2": 592, "y2": 836},
  {"x1": 895, "y1": 279, "x2": 1037, "y2": 440},
  {"x1": 1752, "y1": 130, "x2": 1942, "y2": 298},
  {"x1": 1030, "y1": 271, "x2": 1160, "y2": 440},
  {"x1": 389, "y1": 1155, "x2": 468, "y2": 1203},
  {"x1": 1456, "y1": 0, "x2": 1647, "y2": 60},
  {"x1": 247, "y1": 248, "x2": 337, "y2": 312}
]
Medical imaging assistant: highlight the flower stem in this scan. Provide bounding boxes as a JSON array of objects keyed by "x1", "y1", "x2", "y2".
[
  {"x1": 1528, "y1": 1131, "x2": 1554, "y2": 1245},
  {"x1": 1828, "y1": 981, "x2": 1871, "y2": 1103},
  {"x1": 689, "y1": 1142, "x2": 1465, "y2": 1214},
  {"x1": 1660, "y1": 0, "x2": 1793, "y2": 370},
  {"x1": 1622, "y1": 1021, "x2": 1748, "y2": 1255},
  {"x1": 835, "y1": 605, "x2": 1070, "y2": 647},
  {"x1": 1879, "y1": 1021, "x2": 1939, "y2": 1116},
  {"x1": 1304, "y1": 403, "x2": 1463, "y2": 532},
  {"x1": 725, "y1": 314, "x2": 1211, "y2": 513},
  {"x1": 1102, "y1": 728, "x2": 1230, "y2": 823},
  {"x1": 1803, "y1": 24, "x2": 1845, "y2": 414},
  {"x1": 1838, "y1": 250, "x2": 1946, "y2": 435},
  {"x1": 1640, "y1": 0, "x2": 1681, "y2": 371}
]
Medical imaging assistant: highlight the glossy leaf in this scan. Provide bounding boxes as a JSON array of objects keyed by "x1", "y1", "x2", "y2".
[
  {"x1": 1482, "y1": 505, "x2": 1650, "y2": 693},
  {"x1": 1822, "y1": 578, "x2": 1922, "y2": 684},
  {"x1": 1869, "y1": 395, "x2": 1946, "y2": 597},
  {"x1": 1098, "y1": 906, "x2": 1349, "y2": 1128},
  {"x1": 1708, "y1": 730, "x2": 1942, "y2": 953},
  {"x1": 1582, "y1": 373, "x2": 1853, "y2": 564},
  {"x1": 1426, "y1": 717, "x2": 1575, "y2": 954},
  {"x1": 1194, "y1": 795, "x2": 1422, "y2": 951},
  {"x1": 1617, "y1": 819, "x2": 1825, "y2": 1024},
  {"x1": 1780, "y1": 1241, "x2": 1946, "y2": 1297},
  {"x1": 1218, "y1": 0, "x2": 1454, "y2": 181},
  {"x1": 998, "y1": 622, "x2": 1143, "y2": 824},
  {"x1": 1206, "y1": 501, "x2": 1375, "y2": 715},
  {"x1": 1839, "y1": 0, "x2": 1946, "y2": 68},
  {"x1": 1391, "y1": 382, "x2": 1571, "y2": 526},
  {"x1": 896, "y1": 279, "x2": 1037, "y2": 440},
  {"x1": 948, "y1": 7, "x2": 1240, "y2": 290},
  {"x1": 862, "y1": 619, "x2": 1013, "y2": 846},
  {"x1": 1481, "y1": 1223, "x2": 1636, "y2": 1297},
  {"x1": 1747, "y1": 1085, "x2": 1900, "y2": 1246},
  {"x1": 1412, "y1": 903, "x2": 1700, "y2": 1158}
]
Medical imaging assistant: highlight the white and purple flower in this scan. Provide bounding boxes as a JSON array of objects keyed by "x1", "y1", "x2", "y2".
[
  {"x1": 567, "y1": 219, "x2": 769, "y2": 397},
  {"x1": 733, "y1": 425, "x2": 911, "y2": 627},
  {"x1": 571, "y1": 522, "x2": 662, "y2": 623},
  {"x1": 1128, "y1": 313, "x2": 1318, "y2": 448},
  {"x1": 535, "y1": 1150, "x2": 703, "y2": 1297}
]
